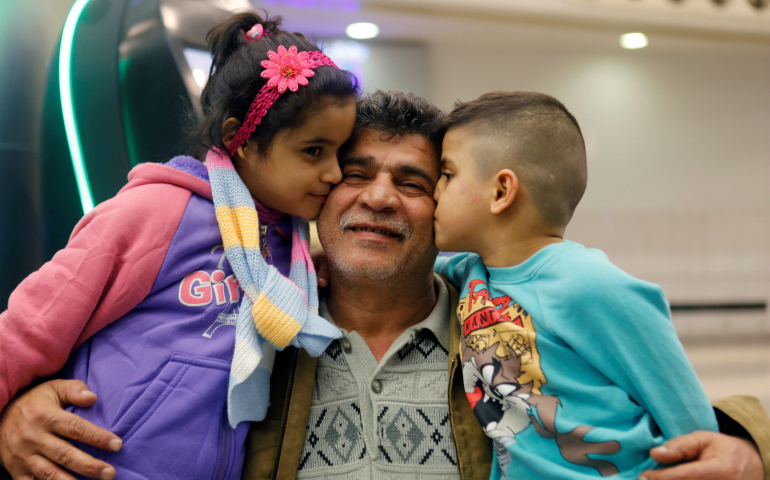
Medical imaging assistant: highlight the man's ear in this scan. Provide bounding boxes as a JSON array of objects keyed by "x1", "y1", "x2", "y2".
[{"x1": 490, "y1": 169, "x2": 518, "y2": 215}]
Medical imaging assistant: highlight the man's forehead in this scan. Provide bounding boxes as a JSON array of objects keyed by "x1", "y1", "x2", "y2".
[{"x1": 343, "y1": 130, "x2": 439, "y2": 176}]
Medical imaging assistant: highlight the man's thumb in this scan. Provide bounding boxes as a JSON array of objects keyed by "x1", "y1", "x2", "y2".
[
  {"x1": 49, "y1": 379, "x2": 98, "y2": 408},
  {"x1": 650, "y1": 432, "x2": 709, "y2": 465}
]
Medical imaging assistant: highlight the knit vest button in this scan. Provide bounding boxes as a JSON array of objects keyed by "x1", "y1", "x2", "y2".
[
  {"x1": 371, "y1": 379, "x2": 382, "y2": 394},
  {"x1": 340, "y1": 338, "x2": 352, "y2": 353}
]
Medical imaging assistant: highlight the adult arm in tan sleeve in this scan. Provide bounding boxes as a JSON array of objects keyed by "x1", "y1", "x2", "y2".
[{"x1": 642, "y1": 395, "x2": 769, "y2": 480}]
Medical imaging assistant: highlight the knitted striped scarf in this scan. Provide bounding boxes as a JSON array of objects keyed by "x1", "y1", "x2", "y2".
[{"x1": 206, "y1": 148, "x2": 341, "y2": 428}]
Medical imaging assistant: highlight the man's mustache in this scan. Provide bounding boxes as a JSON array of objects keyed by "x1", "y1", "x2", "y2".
[{"x1": 338, "y1": 212, "x2": 412, "y2": 241}]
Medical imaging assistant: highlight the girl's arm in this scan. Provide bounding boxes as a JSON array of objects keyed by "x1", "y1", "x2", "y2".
[{"x1": 0, "y1": 182, "x2": 191, "y2": 411}]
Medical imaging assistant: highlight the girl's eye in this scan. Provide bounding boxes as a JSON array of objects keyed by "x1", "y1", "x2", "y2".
[
  {"x1": 304, "y1": 146, "x2": 322, "y2": 157},
  {"x1": 441, "y1": 172, "x2": 454, "y2": 181}
]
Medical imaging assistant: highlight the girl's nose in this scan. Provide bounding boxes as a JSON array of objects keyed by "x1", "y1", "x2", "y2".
[{"x1": 320, "y1": 158, "x2": 343, "y2": 185}]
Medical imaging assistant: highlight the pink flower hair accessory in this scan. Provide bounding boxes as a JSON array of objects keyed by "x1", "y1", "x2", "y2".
[
  {"x1": 261, "y1": 45, "x2": 316, "y2": 93},
  {"x1": 245, "y1": 24, "x2": 272, "y2": 43},
  {"x1": 228, "y1": 46, "x2": 339, "y2": 156}
]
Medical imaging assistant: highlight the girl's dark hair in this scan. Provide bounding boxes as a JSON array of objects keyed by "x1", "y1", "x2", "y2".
[{"x1": 192, "y1": 12, "x2": 358, "y2": 157}]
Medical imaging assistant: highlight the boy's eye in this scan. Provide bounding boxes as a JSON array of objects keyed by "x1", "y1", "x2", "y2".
[{"x1": 304, "y1": 146, "x2": 322, "y2": 157}]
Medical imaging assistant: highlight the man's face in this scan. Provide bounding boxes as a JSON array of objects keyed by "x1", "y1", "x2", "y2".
[{"x1": 317, "y1": 130, "x2": 440, "y2": 282}]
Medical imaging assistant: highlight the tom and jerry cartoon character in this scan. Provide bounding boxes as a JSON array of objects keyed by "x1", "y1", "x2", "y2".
[{"x1": 459, "y1": 280, "x2": 621, "y2": 476}]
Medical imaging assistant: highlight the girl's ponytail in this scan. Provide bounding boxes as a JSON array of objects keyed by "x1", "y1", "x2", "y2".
[{"x1": 206, "y1": 12, "x2": 283, "y2": 76}]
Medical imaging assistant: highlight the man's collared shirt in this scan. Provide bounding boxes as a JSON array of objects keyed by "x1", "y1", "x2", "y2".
[{"x1": 296, "y1": 275, "x2": 461, "y2": 479}]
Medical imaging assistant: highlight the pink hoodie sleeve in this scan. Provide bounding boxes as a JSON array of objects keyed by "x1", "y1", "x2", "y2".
[{"x1": 0, "y1": 182, "x2": 192, "y2": 410}]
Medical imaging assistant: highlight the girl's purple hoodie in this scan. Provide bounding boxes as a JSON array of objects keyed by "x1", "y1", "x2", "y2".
[{"x1": 0, "y1": 157, "x2": 294, "y2": 480}]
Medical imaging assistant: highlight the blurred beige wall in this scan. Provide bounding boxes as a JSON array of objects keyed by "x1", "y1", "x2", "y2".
[{"x1": 430, "y1": 33, "x2": 770, "y2": 316}]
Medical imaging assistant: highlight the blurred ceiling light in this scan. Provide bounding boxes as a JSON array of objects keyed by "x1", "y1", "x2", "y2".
[
  {"x1": 192, "y1": 69, "x2": 208, "y2": 92},
  {"x1": 345, "y1": 22, "x2": 379, "y2": 40},
  {"x1": 326, "y1": 40, "x2": 370, "y2": 63},
  {"x1": 325, "y1": 40, "x2": 369, "y2": 85},
  {"x1": 620, "y1": 32, "x2": 648, "y2": 49},
  {"x1": 160, "y1": 5, "x2": 179, "y2": 32},
  {"x1": 262, "y1": 0, "x2": 360, "y2": 11}
]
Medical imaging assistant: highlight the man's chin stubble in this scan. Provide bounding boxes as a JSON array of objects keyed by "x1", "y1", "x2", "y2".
[
  {"x1": 326, "y1": 245, "x2": 404, "y2": 282},
  {"x1": 351, "y1": 239, "x2": 393, "y2": 251},
  {"x1": 325, "y1": 241, "x2": 439, "y2": 286}
]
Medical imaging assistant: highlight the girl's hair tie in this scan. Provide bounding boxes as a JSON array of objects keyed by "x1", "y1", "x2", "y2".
[
  {"x1": 245, "y1": 24, "x2": 272, "y2": 42},
  {"x1": 228, "y1": 45, "x2": 338, "y2": 156}
]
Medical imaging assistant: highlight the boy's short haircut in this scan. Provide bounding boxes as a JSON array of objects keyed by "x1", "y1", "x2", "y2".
[{"x1": 443, "y1": 92, "x2": 587, "y2": 229}]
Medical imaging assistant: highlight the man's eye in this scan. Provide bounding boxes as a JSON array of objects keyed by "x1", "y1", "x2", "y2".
[
  {"x1": 304, "y1": 146, "x2": 322, "y2": 157},
  {"x1": 343, "y1": 172, "x2": 367, "y2": 183}
]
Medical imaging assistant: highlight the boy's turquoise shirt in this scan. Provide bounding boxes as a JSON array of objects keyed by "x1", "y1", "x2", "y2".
[{"x1": 434, "y1": 240, "x2": 718, "y2": 479}]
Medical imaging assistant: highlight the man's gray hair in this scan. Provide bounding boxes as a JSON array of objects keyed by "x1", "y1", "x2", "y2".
[{"x1": 341, "y1": 91, "x2": 445, "y2": 168}]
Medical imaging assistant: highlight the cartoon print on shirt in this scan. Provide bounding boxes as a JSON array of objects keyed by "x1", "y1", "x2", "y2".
[{"x1": 459, "y1": 279, "x2": 621, "y2": 477}]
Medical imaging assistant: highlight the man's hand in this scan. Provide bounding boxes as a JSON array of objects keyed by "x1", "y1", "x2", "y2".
[
  {"x1": 640, "y1": 431, "x2": 764, "y2": 480},
  {"x1": 311, "y1": 246, "x2": 330, "y2": 287},
  {"x1": 0, "y1": 380, "x2": 122, "y2": 480}
]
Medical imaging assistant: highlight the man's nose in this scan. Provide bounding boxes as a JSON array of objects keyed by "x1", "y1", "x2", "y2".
[{"x1": 358, "y1": 177, "x2": 400, "y2": 212}]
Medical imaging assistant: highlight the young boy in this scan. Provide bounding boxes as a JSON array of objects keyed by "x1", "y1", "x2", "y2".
[{"x1": 432, "y1": 92, "x2": 718, "y2": 479}]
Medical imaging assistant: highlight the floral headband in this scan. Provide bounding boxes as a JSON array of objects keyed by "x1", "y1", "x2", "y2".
[{"x1": 228, "y1": 25, "x2": 339, "y2": 156}]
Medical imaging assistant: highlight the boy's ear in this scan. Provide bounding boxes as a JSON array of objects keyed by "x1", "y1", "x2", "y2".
[{"x1": 490, "y1": 169, "x2": 518, "y2": 215}]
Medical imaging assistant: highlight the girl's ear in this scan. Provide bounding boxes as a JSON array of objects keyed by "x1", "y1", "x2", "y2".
[
  {"x1": 222, "y1": 118, "x2": 241, "y2": 149},
  {"x1": 490, "y1": 169, "x2": 518, "y2": 215},
  {"x1": 222, "y1": 117, "x2": 253, "y2": 162}
]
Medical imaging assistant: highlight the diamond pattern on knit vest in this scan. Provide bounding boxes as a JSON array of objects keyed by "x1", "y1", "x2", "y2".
[
  {"x1": 385, "y1": 408, "x2": 424, "y2": 461},
  {"x1": 377, "y1": 405, "x2": 458, "y2": 467},
  {"x1": 323, "y1": 340, "x2": 346, "y2": 365},
  {"x1": 298, "y1": 403, "x2": 366, "y2": 471},
  {"x1": 298, "y1": 330, "x2": 457, "y2": 475},
  {"x1": 396, "y1": 331, "x2": 448, "y2": 364},
  {"x1": 325, "y1": 408, "x2": 359, "y2": 461}
]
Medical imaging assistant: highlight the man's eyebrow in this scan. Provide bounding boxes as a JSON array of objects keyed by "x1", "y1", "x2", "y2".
[
  {"x1": 299, "y1": 137, "x2": 336, "y2": 146},
  {"x1": 339, "y1": 155, "x2": 376, "y2": 169},
  {"x1": 339, "y1": 155, "x2": 435, "y2": 184},
  {"x1": 396, "y1": 163, "x2": 435, "y2": 185}
]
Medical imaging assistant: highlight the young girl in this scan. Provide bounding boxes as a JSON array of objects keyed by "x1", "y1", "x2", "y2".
[{"x1": 0, "y1": 12, "x2": 357, "y2": 480}]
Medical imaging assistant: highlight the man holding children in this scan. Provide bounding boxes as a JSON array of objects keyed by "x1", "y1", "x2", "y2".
[{"x1": 0, "y1": 91, "x2": 767, "y2": 479}]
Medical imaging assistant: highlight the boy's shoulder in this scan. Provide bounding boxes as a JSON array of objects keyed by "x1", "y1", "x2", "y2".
[
  {"x1": 532, "y1": 241, "x2": 664, "y2": 301},
  {"x1": 522, "y1": 242, "x2": 671, "y2": 335}
]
